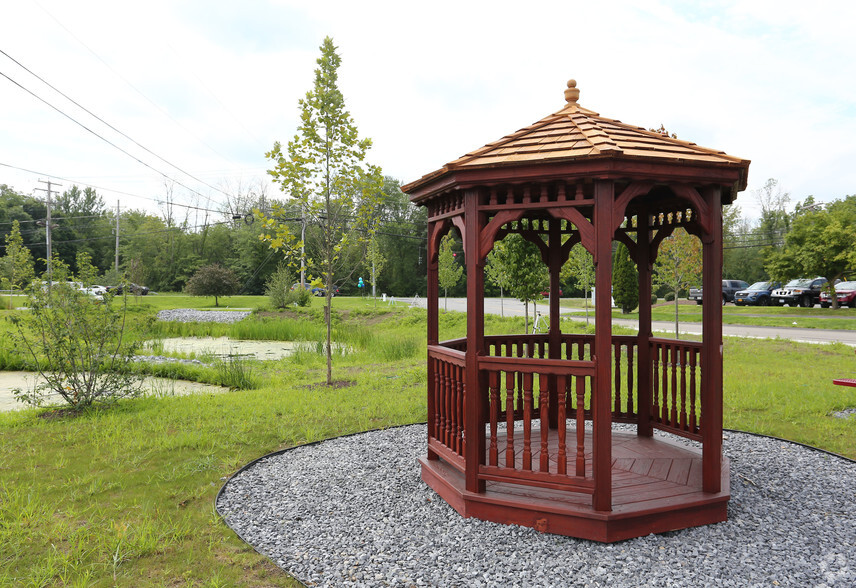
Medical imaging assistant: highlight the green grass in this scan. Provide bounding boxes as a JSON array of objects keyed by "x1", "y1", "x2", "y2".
[
  {"x1": 1, "y1": 294, "x2": 855, "y2": 585},
  {"x1": 561, "y1": 300, "x2": 856, "y2": 330}
]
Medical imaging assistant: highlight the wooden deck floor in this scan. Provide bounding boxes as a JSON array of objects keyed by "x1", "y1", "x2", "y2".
[{"x1": 421, "y1": 428, "x2": 730, "y2": 542}]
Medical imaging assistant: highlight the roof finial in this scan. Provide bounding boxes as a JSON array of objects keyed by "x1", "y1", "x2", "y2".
[{"x1": 564, "y1": 79, "x2": 580, "y2": 104}]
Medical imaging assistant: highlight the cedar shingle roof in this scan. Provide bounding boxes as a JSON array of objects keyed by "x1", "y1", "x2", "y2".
[{"x1": 403, "y1": 80, "x2": 749, "y2": 193}]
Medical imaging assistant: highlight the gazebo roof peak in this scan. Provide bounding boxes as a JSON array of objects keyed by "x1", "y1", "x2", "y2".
[{"x1": 403, "y1": 78, "x2": 750, "y2": 198}]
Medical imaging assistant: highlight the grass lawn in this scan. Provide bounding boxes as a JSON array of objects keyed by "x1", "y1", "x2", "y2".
[
  {"x1": 560, "y1": 298, "x2": 856, "y2": 330},
  {"x1": 1, "y1": 295, "x2": 855, "y2": 585}
]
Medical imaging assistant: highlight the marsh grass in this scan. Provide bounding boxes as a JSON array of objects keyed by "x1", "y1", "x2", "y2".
[{"x1": 1, "y1": 296, "x2": 855, "y2": 585}]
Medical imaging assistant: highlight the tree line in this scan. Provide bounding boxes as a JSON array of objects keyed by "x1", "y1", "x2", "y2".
[{"x1": 0, "y1": 177, "x2": 427, "y2": 297}]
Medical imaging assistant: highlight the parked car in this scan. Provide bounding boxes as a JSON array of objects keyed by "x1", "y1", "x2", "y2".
[
  {"x1": 820, "y1": 281, "x2": 856, "y2": 308},
  {"x1": 688, "y1": 280, "x2": 749, "y2": 305},
  {"x1": 733, "y1": 281, "x2": 781, "y2": 306},
  {"x1": 292, "y1": 282, "x2": 337, "y2": 297},
  {"x1": 771, "y1": 278, "x2": 827, "y2": 307},
  {"x1": 107, "y1": 283, "x2": 149, "y2": 296}
]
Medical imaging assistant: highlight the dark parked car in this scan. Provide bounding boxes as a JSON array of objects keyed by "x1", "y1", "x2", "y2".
[
  {"x1": 292, "y1": 282, "x2": 337, "y2": 297},
  {"x1": 688, "y1": 280, "x2": 749, "y2": 304},
  {"x1": 771, "y1": 278, "x2": 827, "y2": 307},
  {"x1": 820, "y1": 281, "x2": 856, "y2": 308},
  {"x1": 107, "y1": 283, "x2": 149, "y2": 296},
  {"x1": 733, "y1": 281, "x2": 781, "y2": 306}
]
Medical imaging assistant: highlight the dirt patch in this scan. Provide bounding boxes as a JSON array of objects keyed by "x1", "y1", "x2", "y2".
[{"x1": 304, "y1": 379, "x2": 356, "y2": 390}]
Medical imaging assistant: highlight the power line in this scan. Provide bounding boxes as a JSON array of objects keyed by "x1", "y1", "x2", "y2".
[
  {"x1": 0, "y1": 68, "x2": 226, "y2": 210},
  {"x1": 0, "y1": 48, "x2": 236, "y2": 202},
  {"x1": 0, "y1": 161, "x2": 233, "y2": 216}
]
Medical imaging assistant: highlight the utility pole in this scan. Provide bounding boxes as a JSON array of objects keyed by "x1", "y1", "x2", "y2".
[
  {"x1": 35, "y1": 179, "x2": 60, "y2": 290},
  {"x1": 114, "y1": 200, "x2": 120, "y2": 273}
]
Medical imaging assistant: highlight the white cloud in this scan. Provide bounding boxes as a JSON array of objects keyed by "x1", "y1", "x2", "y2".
[{"x1": 0, "y1": 0, "x2": 853, "y2": 220}]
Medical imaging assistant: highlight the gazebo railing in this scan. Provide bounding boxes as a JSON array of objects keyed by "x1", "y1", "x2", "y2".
[
  {"x1": 650, "y1": 338, "x2": 702, "y2": 439},
  {"x1": 426, "y1": 334, "x2": 703, "y2": 488},
  {"x1": 481, "y1": 354, "x2": 595, "y2": 493}
]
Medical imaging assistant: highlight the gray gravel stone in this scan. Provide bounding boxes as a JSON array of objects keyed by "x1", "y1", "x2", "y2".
[
  {"x1": 156, "y1": 309, "x2": 251, "y2": 323},
  {"x1": 216, "y1": 425, "x2": 856, "y2": 587}
]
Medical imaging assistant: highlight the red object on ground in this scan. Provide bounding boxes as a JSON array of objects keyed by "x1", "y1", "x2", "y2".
[{"x1": 833, "y1": 378, "x2": 856, "y2": 387}]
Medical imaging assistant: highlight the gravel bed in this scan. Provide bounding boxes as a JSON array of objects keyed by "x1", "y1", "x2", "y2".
[
  {"x1": 217, "y1": 425, "x2": 856, "y2": 587},
  {"x1": 156, "y1": 309, "x2": 251, "y2": 323}
]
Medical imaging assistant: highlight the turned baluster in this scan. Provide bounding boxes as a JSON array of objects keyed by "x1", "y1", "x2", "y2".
[{"x1": 522, "y1": 372, "x2": 533, "y2": 471}]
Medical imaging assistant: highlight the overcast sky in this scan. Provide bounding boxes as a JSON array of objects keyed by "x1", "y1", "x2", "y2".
[{"x1": 1, "y1": 0, "x2": 855, "y2": 222}]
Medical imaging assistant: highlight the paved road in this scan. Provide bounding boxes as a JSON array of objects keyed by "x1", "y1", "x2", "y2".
[{"x1": 420, "y1": 297, "x2": 856, "y2": 347}]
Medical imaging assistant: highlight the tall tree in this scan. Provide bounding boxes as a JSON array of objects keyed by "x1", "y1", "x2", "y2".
[
  {"x1": 493, "y1": 233, "x2": 548, "y2": 332},
  {"x1": 561, "y1": 243, "x2": 595, "y2": 325},
  {"x1": 654, "y1": 228, "x2": 702, "y2": 336},
  {"x1": 612, "y1": 242, "x2": 638, "y2": 314},
  {"x1": 260, "y1": 36, "x2": 384, "y2": 385},
  {"x1": 1, "y1": 219, "x2": 35, "y2": 306},
  {"x1": 437, "y1": 233, "x2": 463, "y2": 311},
  {"x1": 766, "y1": 195, "x2": 856, "y2": 309}
]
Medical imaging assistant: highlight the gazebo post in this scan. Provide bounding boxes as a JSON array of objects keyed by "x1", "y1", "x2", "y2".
[
  {"x1": 426, "y1": 221, "x2": 440, "y2": 461},
  {"x1": 547, "y1": 219, "x2": 563, "y2": 428},
  {"x1": 463, "y1": 191, "x2": 486, "y2": 494},
  {"x1": 592, "y1": 180, "x2": 614, "y2": 512},
  {"x1": 701, "y1": 185, "x2": 724, "y2": 493},
  {"x1": 636, "y1": 208, "x2": 654, "y2": 437}
]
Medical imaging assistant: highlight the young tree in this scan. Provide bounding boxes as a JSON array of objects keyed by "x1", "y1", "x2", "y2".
[
  {"x1": 612, "y1": 241, "x2": 638, "y2": 313},
  {"x1": 437, "y1": 233, "x2": 463, "y2": 311},
  {"x1": 1, "y1": 219, "x2": 35, "y2": 307},
  {"x1": 492, "y1": 233, "x2": 548, "y2": 332},
  {"x1": 654, "y1": 228, "x2": 702, "y2": 336},
  {"x1": 259, "y1": 36, "x2": 384, "y2": 385},
  {"x1": 185, "y1": 263, "x2": 239, "y2": 307},
  {"x1": 485, "y1": 239, "x2": 512, "y2": 317},
  {"x1": 561, "y1": 243, "x2": 595, "y2": 325}
]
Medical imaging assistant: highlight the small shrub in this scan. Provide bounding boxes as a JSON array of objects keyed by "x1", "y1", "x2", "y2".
[
  {"x1": 665, "y1": 292, "x2": 675, "y2": 302},
  {"x1": 285, "y1": 286, "x2": 312, "y2": 307},
  {"x1": 266, "y1": 264, "x2": 293, "y2": 309},
  {"x1": 11, "y1": 281, "x2": 143, "y2": 409},
  {"x1": 651, "y1": 294, "x2": 658, "y2": 305}
]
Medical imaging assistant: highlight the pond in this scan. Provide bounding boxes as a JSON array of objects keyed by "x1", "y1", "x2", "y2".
[
  {"x1": 145, "y1": 336, "x2": 345, "y2": 361},
  {"x1": 0, "y1": 371, "x2": 229, "y2": 412}
]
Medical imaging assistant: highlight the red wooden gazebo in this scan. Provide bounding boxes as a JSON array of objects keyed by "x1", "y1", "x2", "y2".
[{"x1": 401, "y1": 80, "x2": 750, "y2": 542}]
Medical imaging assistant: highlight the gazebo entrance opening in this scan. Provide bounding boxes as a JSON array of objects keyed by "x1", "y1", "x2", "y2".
[{"x1": 402, "y1": 80, "x2": 749, "y2": 542}]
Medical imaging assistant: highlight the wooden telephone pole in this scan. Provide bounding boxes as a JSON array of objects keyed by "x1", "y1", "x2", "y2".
[{"x1": 35, "y1": 179, "x2": 60, "y2": 289}]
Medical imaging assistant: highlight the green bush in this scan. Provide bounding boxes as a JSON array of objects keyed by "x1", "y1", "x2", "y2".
[
  {"x1": 665, "y1": 292, "x2": 675, "y2": 302},
  {"x1": 10, "y1": 281, "x2": 143, "y2": 409},
  {"x1": 651, "y1": 294, "x2": 658, "y2": 305},
  {"x1": 285, "y1": 286, "x2": 312, "y2": 307}
]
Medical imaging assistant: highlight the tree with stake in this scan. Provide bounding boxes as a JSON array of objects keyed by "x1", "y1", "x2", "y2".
[
  {"x1": 437, "y1": 233, "x2": 463, "y2": 311},
  {"x1": 259, "y1": 37, "x2": 384, "y2": 385},
  {"x1": 500, "y1": 233, "x2": 548, "y2": 333},
  {"x1": 654, "y1": 228, "x2": 702, "y2": 336}
]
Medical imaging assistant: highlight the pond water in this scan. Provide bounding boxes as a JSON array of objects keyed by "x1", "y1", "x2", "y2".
[
  {"x1": 145, "y1": 336, "x2": 342, "y2": 361},
  {"x1": 0, "y1": 371, "x2": 229, "y2": 412}
]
